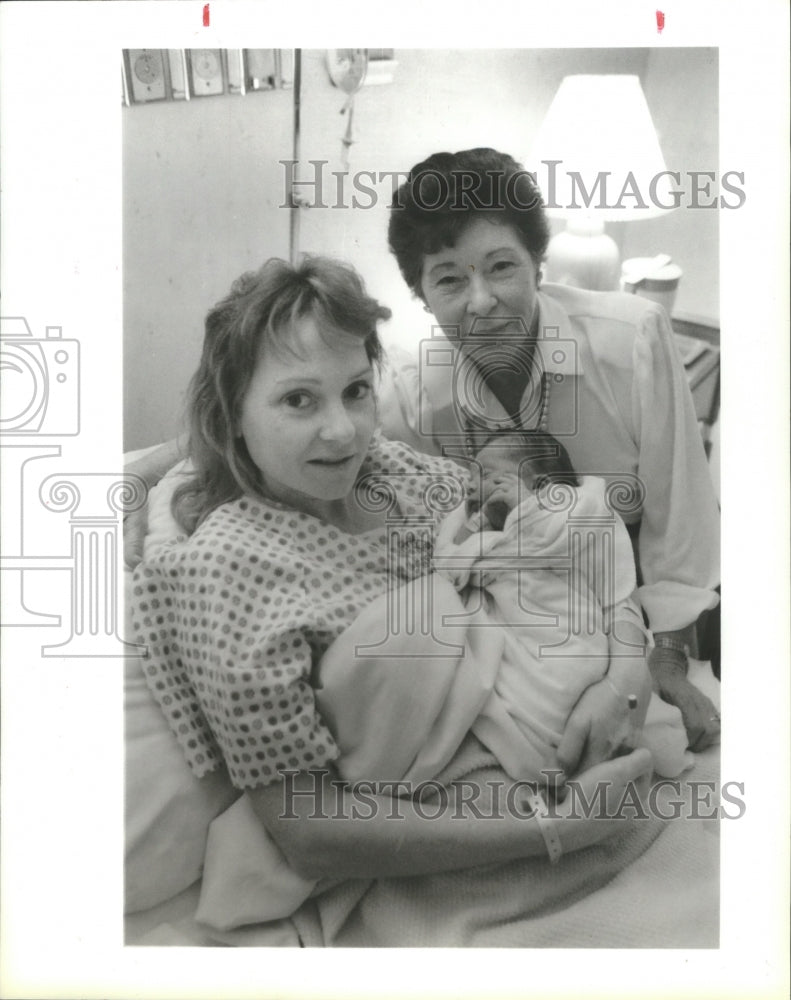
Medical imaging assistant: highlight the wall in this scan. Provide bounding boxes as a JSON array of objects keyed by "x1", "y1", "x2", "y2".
[
  {"x1": 123, "y1": 89, "x2": 292, "y2": 449},
  {"x1": 124, "y1": 48, "x2": 718, "y2": 449},
  {"x1": 621, "y1": 47, "x2": 719, "y2": 320},
  {"x1": 296, "y1": 48, "x2": 650, "y2": 355}
]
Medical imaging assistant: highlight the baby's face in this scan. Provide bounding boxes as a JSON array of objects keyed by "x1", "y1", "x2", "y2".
[
  {"x1": 466, "y1": 443, "x2": 537, "y2": 526},
  {"x1": 475, "y1": 443, "x2": 536, "y2": 492}
]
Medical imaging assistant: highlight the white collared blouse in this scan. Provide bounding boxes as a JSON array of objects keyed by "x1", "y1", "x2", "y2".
[{"x1": 380, "y1": 284, "x2": 720, "y2": 633}]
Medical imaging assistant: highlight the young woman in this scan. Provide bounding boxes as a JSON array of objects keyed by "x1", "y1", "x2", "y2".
[{"x1": 131, "y1": 255, "x2": 658, "y2": 944}]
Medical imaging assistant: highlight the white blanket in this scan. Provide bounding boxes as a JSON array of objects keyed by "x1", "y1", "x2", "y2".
[{"x1": 126, "y1": 660, "x2": 720, "y2": 948}]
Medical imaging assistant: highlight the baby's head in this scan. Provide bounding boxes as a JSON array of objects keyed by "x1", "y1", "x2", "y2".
[
  {"x1": 477, "y1": 430, "x2": 580, "y2": 489},
  {"x1": 468, "y1": 431, "x2": 580, "y2": 526}
]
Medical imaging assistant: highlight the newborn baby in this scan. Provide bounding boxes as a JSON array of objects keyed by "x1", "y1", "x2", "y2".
[
  {"x1": 433, "y1": 430, "x2": 692, "y2": 783},
  {"x1": 458, "y1": 431, "x2": 580, "y2": 538}
]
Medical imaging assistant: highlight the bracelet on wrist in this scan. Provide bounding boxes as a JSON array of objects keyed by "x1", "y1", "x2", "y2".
[
  {"x1": 649, "y1": 644, "x2": 688, "y2": 679},
  {"x1": 653, "y1": 634, "x2": 689, "y2": 654},
  {"x1": 522, "y1": 788, "x2": 562, "y2": 865},
  {"x1": 648, "y1": 636, "x2": 689, "y2": 674}
]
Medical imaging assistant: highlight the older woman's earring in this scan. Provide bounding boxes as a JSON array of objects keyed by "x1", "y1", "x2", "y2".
[{"x1": 422, "y1": 304, "x2": 432, "y2": 313}]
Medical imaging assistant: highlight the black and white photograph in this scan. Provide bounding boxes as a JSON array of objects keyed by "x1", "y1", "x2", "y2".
[{"x1": 1, "y1": 1, "x2": 789, "y2": 997}]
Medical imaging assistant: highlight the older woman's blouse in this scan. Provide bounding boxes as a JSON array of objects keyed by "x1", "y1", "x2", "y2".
[
  {"x1": 385, "y1": 284, "x2": 720, "y2": 633},
  {"x1": 131, "y1": 434, "x2": 465, "y2": 790}
]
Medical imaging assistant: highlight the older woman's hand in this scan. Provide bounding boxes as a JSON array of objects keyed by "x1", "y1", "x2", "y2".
[{"x1": 648, "y1": 646, "x2": 720, "y2": 751}]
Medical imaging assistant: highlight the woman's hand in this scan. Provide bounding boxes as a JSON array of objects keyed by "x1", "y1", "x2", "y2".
[
  {"x1": 482, "y1": 472, "x2": 522, "y2": 529},
  {"x1": 554, "y1": 645, "x2": 653, "y2": 779},
  {"x1": 552, "y1": 747, "x2": 654, "y2": 854},
  {"x1": 553, "y1": 674, "x2": 633, "y2": 779},
  {"x1": 649, "y1": 646, "x2": 720, "y2": 751},
  {"x1": 480, "y1": 471, "x2": 522, "y2": 508}
]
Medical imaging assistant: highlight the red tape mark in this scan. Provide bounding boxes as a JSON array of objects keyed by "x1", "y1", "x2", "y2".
[
  {"x1": 203, "y1": 3, "x2": 210, "y2": 27},
  {"x1": 656, "y1": 10, "x2": 665, "y2": 33}
]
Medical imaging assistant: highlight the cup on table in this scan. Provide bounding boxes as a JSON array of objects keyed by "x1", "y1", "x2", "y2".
[{"x1": 620, "y1": 256, "x2": 683, "y2": 317}]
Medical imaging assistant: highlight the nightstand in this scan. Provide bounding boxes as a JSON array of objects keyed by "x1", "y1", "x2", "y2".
[
  {"x1": 672, "y1": 314, "x2": 720, "y2": 458},
  {"x1": 672, "y1": 313, "x2": 721, "y2": 674}
]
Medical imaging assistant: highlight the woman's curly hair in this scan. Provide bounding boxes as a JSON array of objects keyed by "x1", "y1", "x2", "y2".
[
  {"x1": 388, "y1": 148, "x2": 550, "y2": 300},
  {"x1": 172, "y1": 255, "x2": 390, "y2": 533}
]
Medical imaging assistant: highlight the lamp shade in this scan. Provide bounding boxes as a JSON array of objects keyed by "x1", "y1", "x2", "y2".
[{"x1": 529, "y1": 75, "x2": 674, "y2": 221}]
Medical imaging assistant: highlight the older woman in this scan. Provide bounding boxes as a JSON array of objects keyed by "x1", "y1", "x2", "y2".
[
  {"x1": 384, "y1": 148, "x2": 721, "y2": 757},
  {"x1": 131, "y1": 255, "x2": 660, "y2": 946}
]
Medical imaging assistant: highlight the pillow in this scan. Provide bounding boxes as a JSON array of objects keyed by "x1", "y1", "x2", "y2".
[
  {"x1": 143, "y1": 459, "x2": 191, "y2": 558},
  {"x1": 124, "y1": 566, "x2": 239, "y2": 914}
]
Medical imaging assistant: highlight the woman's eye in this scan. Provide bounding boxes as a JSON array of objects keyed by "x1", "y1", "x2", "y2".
[
  {"x1": 283, "y1": 391, "x2": 313, "y2": 410},
  {"x1": 436, "y1": 274, "x2": 463, "y2": 288},
  {"x1": 491, "y1": 260, "x2": 516, "y2": 274},
  {"x1": 345, "y1": 380, "x2": 373, "y2": 402}
]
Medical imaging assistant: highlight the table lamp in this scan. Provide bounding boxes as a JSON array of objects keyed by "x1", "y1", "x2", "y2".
[{"x1": 529, "y1": 75, "x2": 675, "y2": 291}]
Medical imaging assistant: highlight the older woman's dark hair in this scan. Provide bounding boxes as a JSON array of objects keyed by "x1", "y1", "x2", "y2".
[
  {"x1": 172, "y1": 255, "x2": 389, "y2": 533},
  {"x1": 388, "y1": 148, "x2": 551, "y2": 300}
]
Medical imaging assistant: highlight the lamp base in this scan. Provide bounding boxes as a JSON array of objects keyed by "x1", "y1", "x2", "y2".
[{"x1": 543, "y1": 220, "x2": 620, "y2": 292}]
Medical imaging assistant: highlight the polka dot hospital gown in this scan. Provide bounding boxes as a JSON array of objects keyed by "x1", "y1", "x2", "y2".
[{"x1": 131, "y1": 434, "x2": 467, "y2": 790}]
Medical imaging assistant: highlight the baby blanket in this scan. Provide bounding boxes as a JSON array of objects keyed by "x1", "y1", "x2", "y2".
[
  {"x1": 195, "y1": 559, "x2": 689, "y2": 932},
  {"x1": 433, "y1": 479, "x2": 691, "y2": 781}
]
